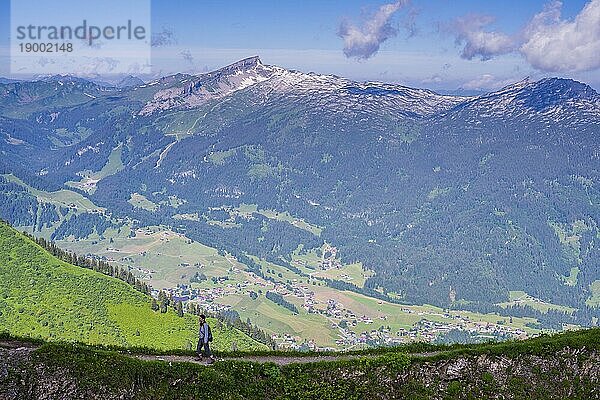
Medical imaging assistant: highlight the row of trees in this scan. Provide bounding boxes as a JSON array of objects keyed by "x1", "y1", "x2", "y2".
[
  {"x1": 265, "y1": 291, "x2": 299, "y2": 314},
  {"x1": 216, "y1": 309, "x2": 277, "y2": 349},
  {"x1": 149, "y1": 289, "x2": 277, "y2": 349},
  {"x1": 151, "y1": 290, "x2": 184, "y2": 316},
  {"x1": 19, "y1": 227, "x2": 279, "y2": 348},
  {"x1": 24, "y1": 232, "x2": 151, "y2": 296},
  {"x1": 50, "y1": 212, "x2": 118, "y2": 241},
  {"x1": 451, "y1": 302, "x2": 600, "y2": 329}
]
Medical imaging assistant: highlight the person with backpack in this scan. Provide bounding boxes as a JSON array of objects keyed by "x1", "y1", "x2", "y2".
[{"x1": 197, "y1": 314, "x2": 214, "y2": 363}]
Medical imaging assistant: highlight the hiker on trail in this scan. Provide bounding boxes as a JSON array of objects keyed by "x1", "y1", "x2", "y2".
[{"x1": 197, "y1": 314, "x2": 214, "y2": 363}]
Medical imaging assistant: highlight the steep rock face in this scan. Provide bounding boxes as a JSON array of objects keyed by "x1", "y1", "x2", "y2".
[
  {"x1": 139, "y1": 56, "x2": 277, "y2": 115},
  {"x1": 137, "y1": 56, "x2": 469, "y2": 118}
]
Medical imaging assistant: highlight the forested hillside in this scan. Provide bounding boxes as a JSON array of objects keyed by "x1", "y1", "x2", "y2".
[{"x1": 0, "y1": 58, "x2": 598, "y2": 324}]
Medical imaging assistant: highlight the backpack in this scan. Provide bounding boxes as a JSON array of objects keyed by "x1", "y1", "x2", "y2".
[{"x1": 207, "y1": 325, "x2": 213, "y2": 342}]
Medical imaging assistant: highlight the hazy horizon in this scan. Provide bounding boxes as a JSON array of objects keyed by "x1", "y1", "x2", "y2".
[{"x1": 1, "y1": 0, "x2": 600, "y2": 92}]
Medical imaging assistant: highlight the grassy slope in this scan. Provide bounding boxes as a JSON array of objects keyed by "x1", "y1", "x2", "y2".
[
  {"x1": 586, "y1": 280, "x2": 600, "y2": 307},
  {"x1": 0, "y1": 221, "x2": 266, "y2": 351},
  {"x1": 232, "y1": 203, "x2": 323, "y2": 236},
  {"x1": 2, "y1": 329, "x2": 598, "y2": 399},
  {"x1": 65, "y1": 145, "x2": 124, "y2": 194},
  {"x1": 498, "y1": 290, "x2": 576, "y2": 314},
  {"x1": 4, "y1": 174, "x2": 101, "y2": 212}
]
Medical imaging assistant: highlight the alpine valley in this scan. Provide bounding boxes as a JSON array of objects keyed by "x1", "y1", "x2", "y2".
[{"x1": 1, "y1": 56, "x2": 599, "y2": 349}]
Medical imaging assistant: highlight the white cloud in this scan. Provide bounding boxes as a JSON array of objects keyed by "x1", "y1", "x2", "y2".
[
  {"x1": 462, "y1": 74, "x2": 516, "y2": 90},
  {"x1": 338, "y1": 1, "x2": 408, "y2": 60},
  {"x1": 520, "y1": 0, "x2": 600, "y2": 72},
  {"x1": 77, "y1": 57, "x2": 120, "y2": 75},
  {"x1": 451, "y1": 14, "x2": 515, "y2": 61},
  {"x1": 450, "y1": 0, "x2": 600, "y2": 73},
  {"x1": 36, "y1": 57, "x2": 56, "y2": 67},
  {"x1": 421, "y1": 74, "x2": 443, "y2": 84},
  {"x1": 152, "y1": 27, "x2": 177, "y2": 47},
  {"x1": 180, "y1": 50, "x2": 194, "y2": 64}
]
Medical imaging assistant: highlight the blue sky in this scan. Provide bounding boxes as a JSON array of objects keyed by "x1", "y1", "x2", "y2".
[{"x1": 1, "y1": 0, "x2": 599, "y2": 91}]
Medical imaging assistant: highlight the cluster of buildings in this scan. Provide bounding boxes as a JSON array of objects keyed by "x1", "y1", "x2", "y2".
[
  {"x1": 150, "y1": 266, "x2": 531, "y2": 350},
  {"x1": 121, "y1": 241, "x2": 532, "y2": 351}
]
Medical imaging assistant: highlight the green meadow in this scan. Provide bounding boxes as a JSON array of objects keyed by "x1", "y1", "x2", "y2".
[{"x1": 0, "y1": 221, "x2": 265, "y2": 351}]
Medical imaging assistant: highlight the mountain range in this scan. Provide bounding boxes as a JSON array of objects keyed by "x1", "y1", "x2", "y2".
[{"x1": 0, "y1": 56, "x2": 598, "y2": 325}]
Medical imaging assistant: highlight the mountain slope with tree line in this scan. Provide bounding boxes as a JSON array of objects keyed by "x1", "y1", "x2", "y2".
[
  {"x1": 0, "y1": 57, "x2": 598, "y2": 324},
  {"x1": 0, "y1": 220, "x2": 266, "y2": 351}
]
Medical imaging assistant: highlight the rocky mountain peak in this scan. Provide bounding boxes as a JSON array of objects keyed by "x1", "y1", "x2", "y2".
[{"x1": 220, "y1": 56, "x2": 262, "y2": 72}]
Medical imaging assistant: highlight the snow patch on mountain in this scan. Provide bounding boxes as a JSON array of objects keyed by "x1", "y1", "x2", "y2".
[
  {"x1": 446, "y1": 78, "x2": 600, "y2": 125},
  {"x1": 138, "y1": 57, "x2": 470, "y2": 118},
  {"x1": 136, "y1": 57, "x2": 600, "y2": 132}
]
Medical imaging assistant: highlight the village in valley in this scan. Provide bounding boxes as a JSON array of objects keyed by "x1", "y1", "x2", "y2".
[
  {"x1": 156, "y1": 278, "x2": 530, "y2": 351},
  {"x1": 65, "y1": 226, "x2": 535, "y2": 351}
]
